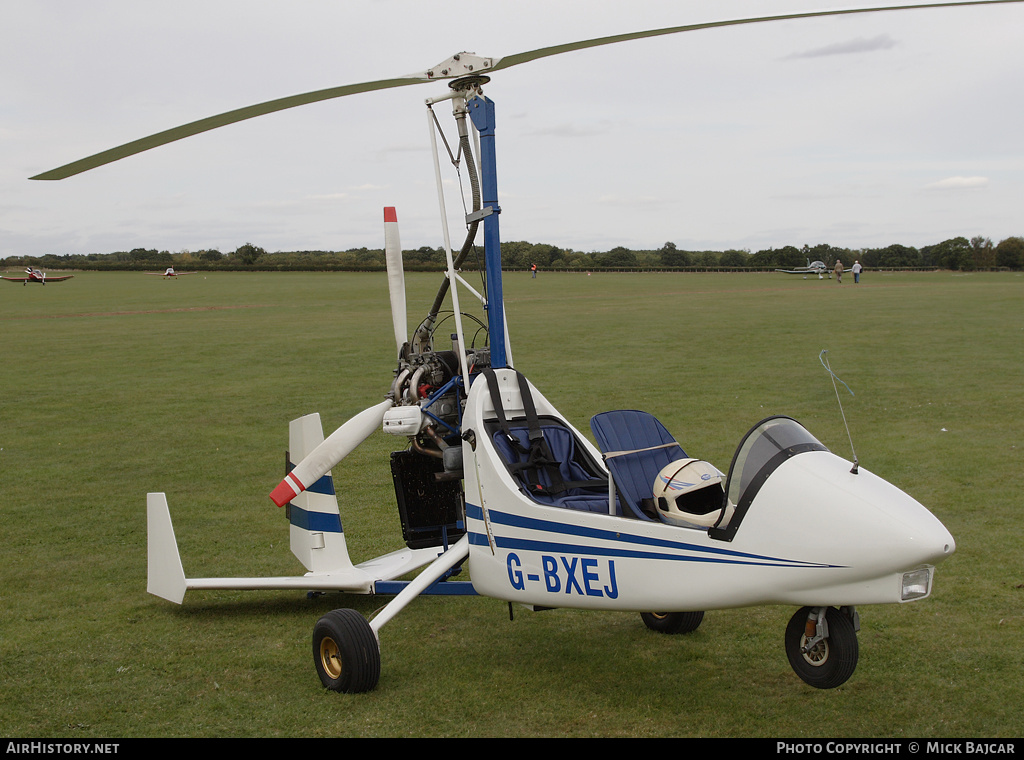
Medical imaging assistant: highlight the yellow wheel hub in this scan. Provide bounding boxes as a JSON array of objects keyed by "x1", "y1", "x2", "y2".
[{"x1": 319, "y1": 637, "x2": 343, "y2": 680}]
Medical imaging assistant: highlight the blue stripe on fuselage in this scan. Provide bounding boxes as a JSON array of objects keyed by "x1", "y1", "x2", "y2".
[{"x1": 465, "y1": 502, "x2": 839, "y2": 569}]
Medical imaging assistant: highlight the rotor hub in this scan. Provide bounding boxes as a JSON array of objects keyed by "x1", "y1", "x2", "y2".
[
  {"x1": 450, "y1": 75, "x2": 490, "y2": 93},
  {"x1": 423, "y1": 52, "x2": 495, "y2": 80}
]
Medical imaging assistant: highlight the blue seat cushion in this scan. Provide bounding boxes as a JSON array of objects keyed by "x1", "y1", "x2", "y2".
[
  {"x1": 590, "y1": 410, "x2": 688, "y2": 520},
  {"x1": 491, "y1": 423, "x2": 612, "y2": 513}
]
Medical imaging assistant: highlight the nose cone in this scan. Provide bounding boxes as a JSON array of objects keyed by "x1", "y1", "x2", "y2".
[
  {"x1": 842, "y1": 460, "x2": 956, "y2": 568},
  {"x1": 752, "y1": 451, "x2": 956, "y2": 572},
  {"x1": 903, "y1": 506, "x2": 956, "y2": 567}
]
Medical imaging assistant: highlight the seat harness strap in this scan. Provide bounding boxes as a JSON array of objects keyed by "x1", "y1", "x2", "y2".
[{"x1": 482, "y1": 369, "x2": 604, "y2": 496}]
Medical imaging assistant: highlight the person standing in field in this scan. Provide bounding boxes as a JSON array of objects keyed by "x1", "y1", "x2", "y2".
[
  {"x1": 834, "y1": 259, "x2": 844, "y2": 284},
  {"x1": 852, "y1": 260, "x2": 862, "y2": 284},
  {"x1": 530, "y1": 263, "x2": 538, "y2": 278}
]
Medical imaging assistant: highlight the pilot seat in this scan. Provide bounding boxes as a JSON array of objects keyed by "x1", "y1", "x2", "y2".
[{"x1": 590, "y1": 409, "x2": 727, "y2": 528}]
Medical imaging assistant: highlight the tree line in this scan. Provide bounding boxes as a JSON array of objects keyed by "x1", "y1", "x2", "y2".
[{"x1": 4, "y1": 235, "x2": 1023, "y2": 273}]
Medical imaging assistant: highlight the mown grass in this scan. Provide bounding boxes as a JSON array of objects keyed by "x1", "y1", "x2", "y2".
[{"x1": 1, "y1": 269, "x2": 1021, "y2": 738}]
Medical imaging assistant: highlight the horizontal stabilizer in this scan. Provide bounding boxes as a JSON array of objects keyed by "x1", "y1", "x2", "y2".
[{"x1": 146, "y1": 492, "x2": 448, "y2": 604}]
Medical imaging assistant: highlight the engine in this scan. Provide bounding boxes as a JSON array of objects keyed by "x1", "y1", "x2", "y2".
[
  {"x1": 383, "y1": 341, "x2": 489, "y2": 549},
  {"x1": 385, "y1": 340, "x2": 490, "y2": 466}
]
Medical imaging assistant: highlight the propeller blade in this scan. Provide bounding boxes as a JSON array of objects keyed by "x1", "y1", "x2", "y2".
[
  {"x1": 269, "y1": 398, "x2": 393, "y2": 507},
  {"x1": 383, "y1": 207, "x2": 408, "y2": 351},
  {"x1": 31, "y1": 1, "x2": 1020, "y2": 181}
]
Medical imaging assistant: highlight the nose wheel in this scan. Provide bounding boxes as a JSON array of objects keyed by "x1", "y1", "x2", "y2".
[{"x1": 785, "y1": 606, "x2": 859, "y2": 689}]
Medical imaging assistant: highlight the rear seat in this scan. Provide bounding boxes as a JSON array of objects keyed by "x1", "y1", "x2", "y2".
[
  {"x1": 479, "y1": 368, "x2": 614, "y2": 514},
  {"x1": 489, "y1": 421, "x2": 613, "y2": 513}
]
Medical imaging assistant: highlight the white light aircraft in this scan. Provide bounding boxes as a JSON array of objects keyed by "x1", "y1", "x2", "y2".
[
  {"x1": 35, "y1": 1, "x2": 1015, "y2": 694},
  {"x1": 775, "y1": 259, "x2": 830, "y2": 278},
  {"x1": 145, "y1": 267, "x2": 198, "y2": 278}
]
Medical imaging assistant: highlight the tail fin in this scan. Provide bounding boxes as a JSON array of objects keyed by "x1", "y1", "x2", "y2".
[
  {"x1": 147, "y1": 493, "x2": 188, "y2": 603},
  {"x1": 286, "y1": 413, "x2": 356, "y2": 574}
]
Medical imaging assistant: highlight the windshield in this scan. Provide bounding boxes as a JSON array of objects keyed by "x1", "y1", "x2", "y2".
[
  {"x1": 709, "y1": 417, "x2": 828, "y2": 542},
  {"x1": 726, "y1": 417, "x2": 827, "y2": 506}
]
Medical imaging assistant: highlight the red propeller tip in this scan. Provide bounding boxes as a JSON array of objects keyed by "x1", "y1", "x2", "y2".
[
  {"x1": 269, "y1": 474, "x2": 304, "y2": 507},
  {"x1": 384, "y1": 207, "x2": 398, "y2": 223}
]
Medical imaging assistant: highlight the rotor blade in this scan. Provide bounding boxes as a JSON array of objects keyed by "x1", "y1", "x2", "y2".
[
  {"x1": 269, "y1": 398, "x2": 394, "y2": 507},
  {"x1": 383, "y1": 207, "x2": 408, "y2": 351},
  {"x1": 30, "y1": 76, "x2": 426, "y2": 180},
  {"x1": 31, "y1": 1, "x2": 1020, "y2": 181},
  {"x1": 489, "y1": 1, "x2": 1023, "y2": 73}
]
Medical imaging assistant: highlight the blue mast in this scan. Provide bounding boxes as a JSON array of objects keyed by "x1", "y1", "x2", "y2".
[{"x1": 467, "y1": 94, "x2": 508, "y2": 369}]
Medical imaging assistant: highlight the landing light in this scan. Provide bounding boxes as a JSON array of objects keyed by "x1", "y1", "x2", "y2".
[{"x1": 901, "y1": 568, "x2": 933, "y2": 601}]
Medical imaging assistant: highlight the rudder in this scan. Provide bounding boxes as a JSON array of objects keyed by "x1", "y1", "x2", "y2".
[{"x1": 286, "y1": 413, "x2": 356, "y2": 574}]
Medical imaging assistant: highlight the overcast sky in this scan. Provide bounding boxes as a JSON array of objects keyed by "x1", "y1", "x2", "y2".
[{"x1": 3, "y1": 0, "x2": 1022, "y2": 260}]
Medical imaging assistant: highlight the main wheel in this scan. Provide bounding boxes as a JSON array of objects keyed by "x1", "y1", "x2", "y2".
[
  {"x1": 312, "y1": 608, "x2": 380, "y2": 693},
  {"x1": 640, "y1": 610, "x2": 705, "y2": 634},
  {"x1": 785, "y1": 606, "x2": 859, "y2": 689}
]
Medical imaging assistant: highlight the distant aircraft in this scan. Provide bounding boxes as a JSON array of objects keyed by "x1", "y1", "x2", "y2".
[
  {"x1": 146, "y1": 267, "x2": 197, "y2": 278},
  {"x1": 775, "y1": 260, "x2": 830, "y2": 279},
  {"x1": 1, "y1": 267, "x2": 74, "y2": 285}
]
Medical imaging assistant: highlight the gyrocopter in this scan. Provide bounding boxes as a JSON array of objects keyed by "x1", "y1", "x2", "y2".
[{"x1": 34, "y1": 1, "x2": 1015, "y2": 693}]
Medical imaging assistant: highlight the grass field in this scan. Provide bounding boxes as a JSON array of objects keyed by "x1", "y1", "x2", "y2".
[{"x1": 1, "y1": 268, "x2": 1021, "y2": 738}]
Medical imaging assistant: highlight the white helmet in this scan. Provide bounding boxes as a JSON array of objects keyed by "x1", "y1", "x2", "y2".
[{"x1": 652, "y1": 458, "x2": 726, "y2": 528}]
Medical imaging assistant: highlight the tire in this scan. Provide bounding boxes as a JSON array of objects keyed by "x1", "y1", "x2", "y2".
[
  {"x1": 312, "y1": 608, "x2": 381, "y2": 693},
  {"x1": 785, "y1": 606, "x2": 859, "y2": 689},
  {"x1": 640, "y1": 610, "x2": 705, "y2": 634}
]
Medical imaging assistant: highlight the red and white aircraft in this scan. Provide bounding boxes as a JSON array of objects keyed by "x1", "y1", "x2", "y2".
[
  {"x1": 1, "y1": 267, "x2": 74, "y2": 285},
  {"x1": 145, "y1": 267, "x2": 198, "y2": 278}
]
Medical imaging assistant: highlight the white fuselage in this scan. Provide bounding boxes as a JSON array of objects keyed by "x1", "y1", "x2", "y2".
[{"x1": 461, "y1": 370, "x2": 954, "y2": 612}]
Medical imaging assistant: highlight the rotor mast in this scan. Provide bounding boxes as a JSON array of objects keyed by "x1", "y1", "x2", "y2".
[
  {"x1": 465, "y1": 91, "x2": 508, "y2": 370},
  {"x1": 426, "y1": 75, "x2": 509, "y2": 371}
]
